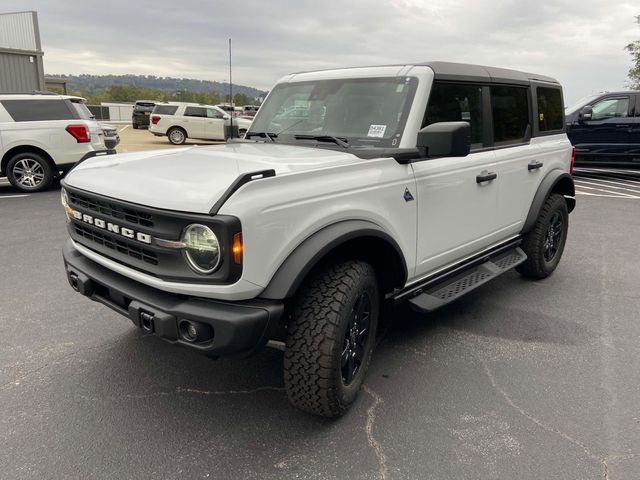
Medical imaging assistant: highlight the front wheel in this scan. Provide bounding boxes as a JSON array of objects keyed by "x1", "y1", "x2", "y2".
[
  {"x1": 284, "y1": 261, "x2": 379, "y2": 418},
  {"x1": 167, "y1": 127, "x2": 187, "y2": 145},
  {"x1": 517, "y1": 193, "x2": 569, "y2": 279}
]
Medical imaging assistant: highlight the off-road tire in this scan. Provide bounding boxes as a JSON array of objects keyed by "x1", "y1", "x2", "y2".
[
  {"x1": 167, "y1": 127, "x2": 187, "y2": 145},
  {"x1": 6, "y1": 152, "x2": 54, "y2": 192},
  {"x1": 517, "y1": 193, "x2": 569, "y2": 279},
  {"x1": 284, "y1": 261, "x2": 379, "y2": 418}
]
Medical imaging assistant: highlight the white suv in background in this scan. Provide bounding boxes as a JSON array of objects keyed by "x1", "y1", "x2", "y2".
[
  {"x1": 0, "y1": 94, "x2": 114, "y2": 192},
  {"x1": 149, "y1": 102, "x2": 252, "y2": 144}
]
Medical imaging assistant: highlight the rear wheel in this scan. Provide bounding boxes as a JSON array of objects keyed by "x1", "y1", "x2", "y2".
[
  {"x1": 132, "y1": 123, "x2": 139, "y2": 129},
  {"x1": 284, "y1": 261, "x2": 379, "y2": 418},
  {"x1": 239, "y1": 128, "x2": 247, "y2": 138},
  {"x1": 6, "y1": 152, "x2": 54, "y2": 192},
  {"x1": 168, "y1": 127, "x2": 187, "y2": 145},
  {"x1": 517, "y1": 193, "x2": 569, "y2": 279}
]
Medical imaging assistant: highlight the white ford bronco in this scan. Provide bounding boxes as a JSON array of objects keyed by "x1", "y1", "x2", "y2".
[{"x1": 61, "y1": 62, "x2": 575, "y2": 417}]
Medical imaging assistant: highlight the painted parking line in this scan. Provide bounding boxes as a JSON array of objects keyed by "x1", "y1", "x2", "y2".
[
  {"x1": 0, "y1": 194, "x2": 29, "y2": 199},
  {"x1": 574, "y1": 178, "x2": 640, "y2": 195},
  {"x1": 118, "y1": 125, "x2": 130, "y2": 133},
  {"x1": 574, "y1": 176, "x2": 640, "y2": 189},
  {"x1": 575, "y1": 190, "x2": 640, "y2": 199},
  {"x1": 574, "y1": 184, "x2": 640, "y2": 199}
]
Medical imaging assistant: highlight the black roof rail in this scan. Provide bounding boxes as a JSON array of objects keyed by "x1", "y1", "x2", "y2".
[{"x1": 209, "y1": 169, "x2": 276, "y2": 215}]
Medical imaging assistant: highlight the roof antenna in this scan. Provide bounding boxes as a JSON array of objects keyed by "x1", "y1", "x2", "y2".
[{"x1": 228, "y1": 38, "x2": 234, "y2": 139}]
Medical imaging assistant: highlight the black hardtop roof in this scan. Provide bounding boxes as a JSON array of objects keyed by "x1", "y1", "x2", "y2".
[
  {"x1": 420, "y1": 61, "x2": 559, "y2": 85},
  {"x1": 292, "y1": 61, "x2": 560, "y2": 86}
]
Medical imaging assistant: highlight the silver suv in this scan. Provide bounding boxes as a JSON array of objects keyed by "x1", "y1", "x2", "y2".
[{"x1": 0, "y1": 94, "x2": 114, "y2": 192}]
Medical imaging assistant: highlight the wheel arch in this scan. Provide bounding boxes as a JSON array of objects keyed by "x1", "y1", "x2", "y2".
[
  {"x1": 1, "y1": 145, "x2": 55, "y2": 176},
  {"x1": 522, "y1": 170, "x2": 575, "y2": 234},
  {"x1": 260, "y1": 220, "x2": 408, "y2": 300}
]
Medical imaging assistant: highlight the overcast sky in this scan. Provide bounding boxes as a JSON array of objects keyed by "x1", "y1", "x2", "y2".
[{"x1": 3, "y1": 0, "x2": 639, "y2": 104}]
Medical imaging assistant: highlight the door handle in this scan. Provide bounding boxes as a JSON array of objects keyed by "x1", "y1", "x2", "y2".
[
  {"x1": 528, "y1": 161, "x2": 543, "y2": 171},
  {"x1": 476, "y1": 171, "x2": 497, "y2": 183}
]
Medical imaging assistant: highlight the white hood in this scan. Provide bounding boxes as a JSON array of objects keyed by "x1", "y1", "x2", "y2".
[{"x1": 64, "y1": 143, "x2": 362, "y2": 214}]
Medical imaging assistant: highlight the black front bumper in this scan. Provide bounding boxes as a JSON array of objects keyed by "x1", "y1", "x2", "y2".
[{"x1": 63, "y1": 241, "x2": 284, "y2": 357}]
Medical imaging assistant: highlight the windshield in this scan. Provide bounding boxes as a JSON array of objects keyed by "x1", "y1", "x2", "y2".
[
  {"x1": 248, "y1": 77, "x2": 418, "y2": 148},
  {"x1": 70, "y1": 101, "x2": 94, "y2": 120},
  {"x1": 565, "y1": 94, "x2": 600, "y2": 115}
]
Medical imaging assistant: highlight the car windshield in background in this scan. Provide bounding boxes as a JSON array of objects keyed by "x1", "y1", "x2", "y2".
[
  {"x1": 70, "y1": 101, "x2": 94, "y2": 120},
  {"x1": 565, "y1": 94, "x2": 600, "y2": 115},
  {"x1": 248, "y1": 77, "x2": 418, "y2": 148}
]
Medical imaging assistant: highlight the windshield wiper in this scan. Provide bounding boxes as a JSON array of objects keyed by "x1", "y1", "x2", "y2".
[
  {"x1": 245, "y1": 131, "x2": 278, "y2": 142},
  {"x1": 294, "y1": 135, "x2": 349, "y2": 148}
]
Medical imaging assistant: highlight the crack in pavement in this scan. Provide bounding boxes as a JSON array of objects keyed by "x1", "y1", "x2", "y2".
[
  {"x1": 76, "y1": 385, "x2": 284, "y2": 402},
  {"x1": 478, "y1": 356, "x2": 640, "y2": 480},
  {"x1": 363, "y1": 384, "x2": 388, "y2": 480}
]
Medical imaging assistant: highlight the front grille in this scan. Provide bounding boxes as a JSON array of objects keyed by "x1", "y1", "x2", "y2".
[
  {"x1": 74, "y1": 224, "x2": 158, "y2": 266},
  {"x1": 69, "y1": 191, "x2": 154, "y2": 228}
]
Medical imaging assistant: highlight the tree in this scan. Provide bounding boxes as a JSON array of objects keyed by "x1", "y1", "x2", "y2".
[{"x1": 625, "y1": 15, "x2": 640, "y2": 89}]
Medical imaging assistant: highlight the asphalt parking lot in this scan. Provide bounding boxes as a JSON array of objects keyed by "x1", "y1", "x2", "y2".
[{"x1": 1, "y1": 164, "x2": 639, "y2": 479}]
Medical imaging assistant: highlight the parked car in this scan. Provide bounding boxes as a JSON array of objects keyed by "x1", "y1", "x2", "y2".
[
  {"x1": 100, "y1": 123, "x2": 120, "y2": 150},
  {"x1": 242, "y1": 105, "x2": 260, "y2": 117},
  {"x1": 61, "y1": 61, "x2": 575, "y2": 417},
  {"x1": 149, "y1": 102, "x2": 252, "y2": 144},
  {"x1": 565, "y1": 91, "x2": 640, "y2": 165},
  {"x1": 131, "y1": 100, "x2": 156, "y2": 129},
  {"x1": 0, "y1": 94, "x2": 114, "y2": 192}
]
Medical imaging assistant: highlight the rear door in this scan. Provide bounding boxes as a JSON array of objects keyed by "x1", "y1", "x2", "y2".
[
  {"x1": 569, "y1": 94, "x2": 634, "y2": 157},
  {"x1": 204, "y1": 107, "x2": 226, "y2": 140},
  {"x1": 182, "y1": 106, "x2": 206, "y2": 138}
]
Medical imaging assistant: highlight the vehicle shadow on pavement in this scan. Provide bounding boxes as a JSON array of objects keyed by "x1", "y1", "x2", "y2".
[{"x1": 381, "y1": 275, "x2": 592, "y2": 349}]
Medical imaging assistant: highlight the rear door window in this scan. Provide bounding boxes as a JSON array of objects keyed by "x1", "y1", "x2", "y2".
[
  {"x1": 1, "y1": 99, "x2": 75, "y2": 122},
  {"x1": 184, "y1": 107, "x2": 207, "y2": 117},
  {"x1": 536, "y1": 87, "x2": 564, "y2": 132},
  {"x1": 424, "y1": 82, "x2": 485, "y2": 149},
  {"x1": 491, "y1": 86, "x2": 530, "y2": 144},
  {"x1": 153, "y1": 105, "x2": 178, "y2": 115}
]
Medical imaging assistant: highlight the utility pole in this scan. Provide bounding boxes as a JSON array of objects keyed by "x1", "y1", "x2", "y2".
[{"x1": 228, "y1": 38, "x2": 233, "y2": 138}]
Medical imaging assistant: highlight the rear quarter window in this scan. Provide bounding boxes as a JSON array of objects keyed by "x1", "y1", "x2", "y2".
[
  {"x1": 152, "y1": 105, "x2": 178, "y2": 115},
  {"x1": 536, "y1": 87, "x2": 564, "y2": 132},
  {"x1": 1, "y1": 99, "x2": 75, "y2": 122}
]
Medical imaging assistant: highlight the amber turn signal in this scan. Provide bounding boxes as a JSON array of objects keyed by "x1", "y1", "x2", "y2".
[{"x1": 232, "y1": 233, "x2": 243, "y2": 264}]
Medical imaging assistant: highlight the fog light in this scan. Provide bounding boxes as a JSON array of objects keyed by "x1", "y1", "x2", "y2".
[{"x1": 179, "y1": 320, "x2": 213, "y2": 343}]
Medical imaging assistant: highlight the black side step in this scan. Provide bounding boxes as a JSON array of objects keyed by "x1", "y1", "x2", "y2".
[{"x1": 408, "y1": 247, "x2": 527, "y2": 312}]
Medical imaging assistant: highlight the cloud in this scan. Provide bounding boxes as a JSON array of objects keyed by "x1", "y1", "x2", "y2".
[{"x1": 2, "y1": 0, "x2": 638, "y2": 102}]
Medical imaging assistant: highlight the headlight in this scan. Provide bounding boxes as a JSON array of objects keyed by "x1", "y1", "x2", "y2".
[
  {"x1": 181, "y1": 224, "x2": 221, "y2": 274},
  {"x1": 61, "y1": 188, "x2": 69, "y2": 208}
]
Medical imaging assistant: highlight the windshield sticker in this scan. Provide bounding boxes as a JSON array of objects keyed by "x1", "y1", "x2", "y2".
[
  {"x1": 367, "y1": 124, "x2": 387, "y2": 138},
  {"x1": 396, "y1": 84, "x2": 405, "y2": 93}
]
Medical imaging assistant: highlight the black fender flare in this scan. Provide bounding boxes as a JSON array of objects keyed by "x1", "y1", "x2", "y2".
[
  {"x1": 260, "y1": 220, "x2": 408, "y2": 300},
  {"x1": 522, "y1": 170, "x2": 575, "y2": 233}
]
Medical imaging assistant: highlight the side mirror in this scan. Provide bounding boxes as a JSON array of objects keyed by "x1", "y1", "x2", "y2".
[
  {"x1": 416, "y1": 121, "x2": 471, "y2": 158},
  {"x1": 578, "y1": 105, "x2": 593, "y2": 122},
  {"x1": 223, "y1": 114, "x2": 230, "y2": 120}
]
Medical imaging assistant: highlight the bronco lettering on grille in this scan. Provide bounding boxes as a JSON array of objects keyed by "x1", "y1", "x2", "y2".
[{"x1": 71, "y1": 210, "x2": 152, "y2": 244}]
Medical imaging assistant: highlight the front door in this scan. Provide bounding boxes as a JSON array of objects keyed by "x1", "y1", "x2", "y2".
[{"x1": 412, "y1": 82, "x2": 501, "y2": 277}]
